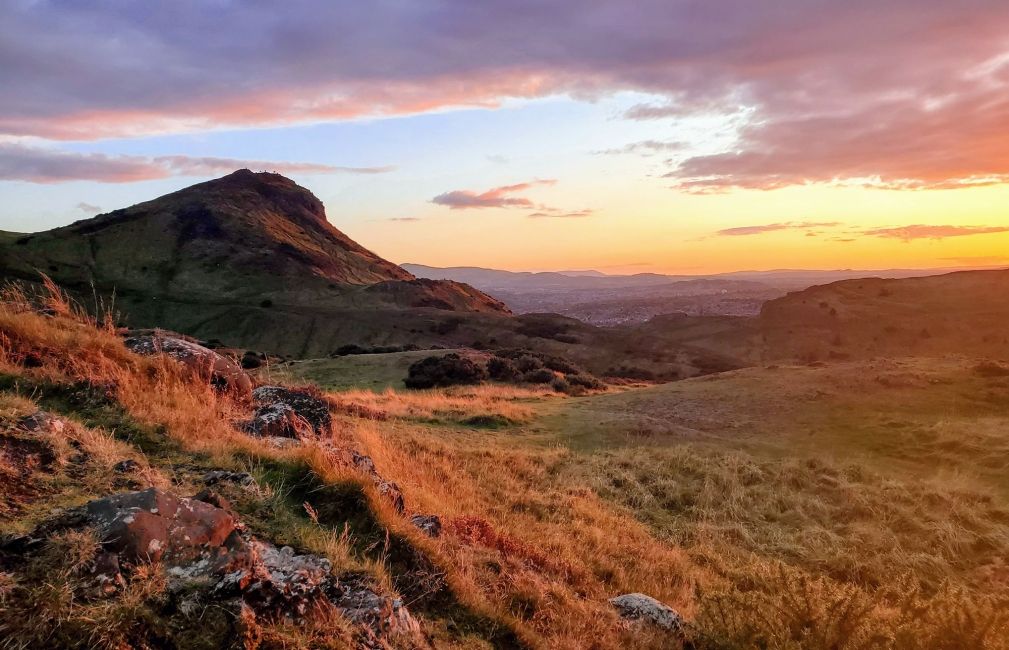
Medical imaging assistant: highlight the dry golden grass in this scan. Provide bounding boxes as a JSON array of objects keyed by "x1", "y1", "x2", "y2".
[
  {"x1": 351, "y1": 420, "x2": 696, "y2": 649},
  {"x1": 329, "y1": 384, "x2": 549, "y2": 424},
  {"x1": 5, "y1": 282, "x2": 1007, "y2": 648}
]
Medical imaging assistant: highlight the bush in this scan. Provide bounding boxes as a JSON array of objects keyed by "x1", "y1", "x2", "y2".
[
  {"x1": 404, "y1": 354, "x2": 487, "y2": 389},
  {"x1": 240, "y1": 350, "x2": 266, "y2": 369},
  {"x1": 515, "y1": 354, "x2": 544, "y2": 373},
  {"x1": 566, "y1": 373, "x2": 605, "y2": 390},
  {"x1": 331, "y1": 344, "x2": 367, "y2": 356},
  {"x1": 330, "y1": 343, "x2": 422, "y2": 357},
  {"x1": 516, "y1": 318, "x2": 572, "y2": 340},
  {"x1": 606, "y1": 365, "x2": 656, "y2": 381},
  {"x1": 523, "y1": 368, "x2": 555, "y2": 384},
  {"x1": 549, "y1": 377, "x2": 571, "y2": 393},
  {"x1": 487, "y1": 357, "x2": 522, "y2": 382}
]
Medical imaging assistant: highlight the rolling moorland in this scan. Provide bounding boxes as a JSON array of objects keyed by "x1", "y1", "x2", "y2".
[{"x1": 1, "y1": 172, "x2": 1008, "y2": 649}]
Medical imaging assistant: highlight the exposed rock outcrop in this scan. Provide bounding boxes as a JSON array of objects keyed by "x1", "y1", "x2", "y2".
[
  {"x1": 17, "y1": 410, "x2": 71, "y2": 435},
  {"x1": 5, "y1": 487, "x2": 420, "y2": 646},
  {"x1": 609, "y1": 593, "x2": 685, "y2": 633},
  {"x1": 410, "y1": 514, "x2": 442, "y2": 538},
  {"x1": 125, "y1": 333, "x2": 253, "y2": 397},
  {"x1": 323, "y1": 446, "x2": 405, "y2": 513},
  {"x1": 243, "y1": 385, "x2": 332, "y2": 438}
]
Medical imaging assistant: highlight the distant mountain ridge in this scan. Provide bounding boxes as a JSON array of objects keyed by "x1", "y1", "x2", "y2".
[{"x1": 402, "y1": 262, "x2": 1006, "y2": 292}]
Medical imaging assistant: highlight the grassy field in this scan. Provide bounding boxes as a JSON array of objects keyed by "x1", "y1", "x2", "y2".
[
  {"x1": 268, "y1": 349, "x2": 463, "y2": 391},
  {"x1": 294, "y1": 352, "x2": 1009, "y2": 647}
]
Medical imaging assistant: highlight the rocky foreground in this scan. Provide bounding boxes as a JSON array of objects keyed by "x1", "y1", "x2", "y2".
[{"x1": 0, "y1": 300, "x2": 686, "y2": 649}]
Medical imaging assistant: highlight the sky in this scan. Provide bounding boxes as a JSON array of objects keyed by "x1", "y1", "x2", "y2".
[{"x1": 1, "y1": 1, "x2": 1009, "y2": 275}]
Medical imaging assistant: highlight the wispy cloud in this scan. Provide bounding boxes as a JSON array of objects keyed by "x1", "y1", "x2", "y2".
[
  {"x1": 596, "y1": 140, "x2": 684, "y2": 156},
  {"x1": 939, "y1": 255, "x2": 1009, "y2": 265},
  {"x1": 387, "y1": 217, "x2": 421, "y2": 222},
  {"x1": 861, "y1": 225, "x2": 1009, "y2": 241},
  {"x1": 432, "y1": 180, "x2": 556, "y2": 210},
  {"x1": 0, "y1": 144, "x2": 391, "y2": 183},
  {"x1": 528, "y1": 209, "x2": 594, "y2": 219},
  {"x1": 76, "y1": 201, "x2": 101, "y2": 214},
  {"x1": 715, "y1": 221, "x2": 841, "y2": 236}
]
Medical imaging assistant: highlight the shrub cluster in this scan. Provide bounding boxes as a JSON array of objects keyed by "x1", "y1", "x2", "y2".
[
  {"x1": 330, "y1": 343, "x2": 421, "y2": 357},
  {"x1": 405, "y1": 349, "x2": 605, "y2": 394},
  {"x1": 516, "y1": 318, "x2": 580, "y2": 343},
  {"x1": 404, "y1": 353, "x2": 487, "y2": 389}
]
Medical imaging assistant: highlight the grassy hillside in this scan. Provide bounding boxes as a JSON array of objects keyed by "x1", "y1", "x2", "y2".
[
  {"x1": 2, "y1": 283, "x2": 1008, "y2": 648},
  {"x1": 757, "y1": 270, "x2": 1009, "y2": 362}
]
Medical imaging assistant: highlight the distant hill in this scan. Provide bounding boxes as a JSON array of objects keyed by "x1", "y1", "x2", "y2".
[
  {"x1": 756, "y1": 269, "x2": 1009, "y2": 362},
  {"x1": 404, "y1": 263, "x2": 1002, "y2": 292},
  {"x1": 401, "y1": 264, "x2": 687, "y2": 291},
  {"x1": 0, "y1": 171, "x2": 508, "y2": 355}
]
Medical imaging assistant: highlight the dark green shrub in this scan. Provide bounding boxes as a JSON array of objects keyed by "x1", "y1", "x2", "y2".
[
  {"x1": 515, "y1": 355, "x2": 544, "y2": 373},
  {"x1": 567, "y1": 373, "x2": 605, "y2": 390},
  {"x1": 487, "y1": 357, "x2": 522, "y2": 382},
  {"x1": 404, "y1": 354, "x2": 487, "y2": 389},
  {"x1": 523, "y1": 368, "x2": 555, "y2": 384}
]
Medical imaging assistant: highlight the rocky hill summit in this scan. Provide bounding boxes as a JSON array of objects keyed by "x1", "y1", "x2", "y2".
[{"x1": 0, "y1": 171, "x2": 507, "y2": 340}]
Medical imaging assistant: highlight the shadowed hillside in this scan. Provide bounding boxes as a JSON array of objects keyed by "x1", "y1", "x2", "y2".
[{"x1": 757, "y1": 269, "x2": 1009, "y2": 362}]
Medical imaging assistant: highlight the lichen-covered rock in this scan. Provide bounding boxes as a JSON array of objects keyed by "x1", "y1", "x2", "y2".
[
  {"x1": 113, "y1": 459, "x2": 140, "y2": 473},
  {"x1": 609, "y1": 593, "x2": 685, "y2": 633},
  {"x1": 12, "y1": 487, "x2": 420, "y2": 645},
  {"x1": 243, "y1": 385, "x2": 332, "y2": 438},
  {"x1": 410, "y1": 514, "x2": 442, "y2": 538},
  {"x1": 202, "y1": 469, "x2": 256, "y2": 487},
  {"x1": 85, "y1": 487, "x2": 239, "y2": 565},
  {"x1": 124, "y1": 333, "x2": 253, "y2": 397},
  {"x1": 17, "y1": 411, "x2": 70, "y2": 435}
]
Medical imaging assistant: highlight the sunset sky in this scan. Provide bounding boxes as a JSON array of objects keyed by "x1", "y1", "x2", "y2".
[{"x1": 2, "y1": 1, "x2": 1008, "y2": 274}]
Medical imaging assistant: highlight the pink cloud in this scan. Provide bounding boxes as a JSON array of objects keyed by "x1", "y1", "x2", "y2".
[
  {"x1": 716, "y1": 221, "x2": 841, "y2": 236},
  {"x1": 432, "y1": 180, "x2": 557, "y2": 210},
  {"x1": 0, "y1": 144, "x2": 391, "y2": 183},
  {"x1": 861, "y1": 225, "x2": 1009, "y2": 241},
  {"x1": 3, "y1": 2, "x2": 1009, "y2": 191},
  {"x1": 528, "y1": 209, "x2": 594, "y2": 219}
]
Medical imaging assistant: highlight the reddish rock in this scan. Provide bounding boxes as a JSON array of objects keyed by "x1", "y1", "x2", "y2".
[
  {"x1": 19, "y1": 487, "x2": 420, "y2": 645},
  {"x1": 85, "y1": 488, "x2": 238, "y2": 565}
]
